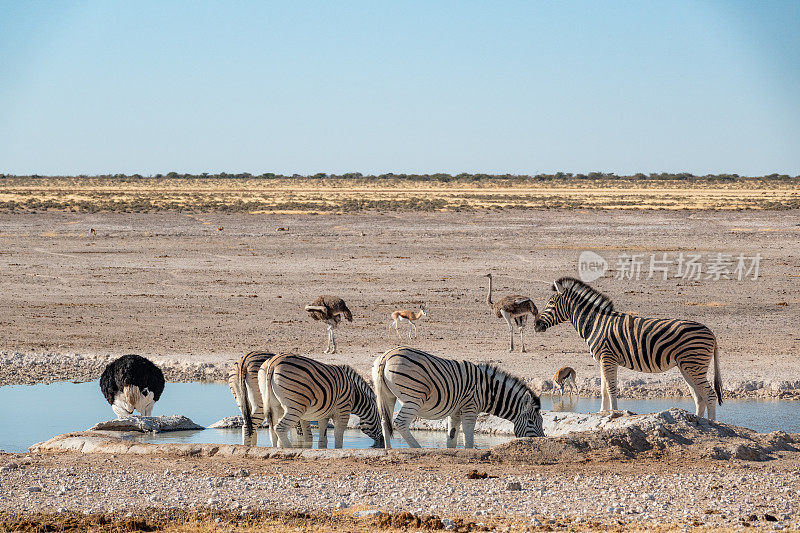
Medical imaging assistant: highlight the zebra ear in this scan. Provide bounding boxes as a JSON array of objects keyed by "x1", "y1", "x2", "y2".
[{"x1": 553, "y1": 280, "x2": 564, "y2": 294}]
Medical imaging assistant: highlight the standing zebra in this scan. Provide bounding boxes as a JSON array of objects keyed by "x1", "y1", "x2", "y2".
[
  {"x1": 258, "y1": 354, "x2": 383, "y2": 448},
  {"x1": 534, "y1": 277, "x2": 722, "y2": 419},
  {"x1": 372, "y1": 347, "x2": 544, "y2": 449},
  {"x1": 228, "y1": 351, "x2": 275, "y2": 445}
]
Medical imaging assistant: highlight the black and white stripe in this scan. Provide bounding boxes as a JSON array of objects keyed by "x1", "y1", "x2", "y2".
[
  {"x1": 259, "y1": 354, "x2": 383, "y2": 448},
  {"x1": 534, "y1": 277, "x2": 722, "y2": 419},
  {"x1": 372, "y1": 347, "x2": 544, "y2": 449},
  {"x1": 228, "y1": 350, "x2": 275, "y2": 445}
]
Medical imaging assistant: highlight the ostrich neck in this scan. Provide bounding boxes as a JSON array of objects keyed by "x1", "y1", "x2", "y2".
[{"x1": 486, "y1": 276, "x2": 493, "y2": 306}]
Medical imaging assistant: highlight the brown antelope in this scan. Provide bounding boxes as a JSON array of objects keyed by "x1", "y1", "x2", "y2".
[
  {"x1": 389, "y1": 304, "x2": 428, "y2": 340},
  {"x1": 552, "y1": 366, "x2": 578, "y2": 398}
]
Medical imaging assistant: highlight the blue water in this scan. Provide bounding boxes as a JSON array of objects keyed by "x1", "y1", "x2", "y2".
[{"x1": 0, "y1": 381, "x2": 797, "y2": 453}]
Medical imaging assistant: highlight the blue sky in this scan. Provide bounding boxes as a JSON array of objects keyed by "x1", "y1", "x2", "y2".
[{"x1": 0, "y1": 1, "x2": 798, "y2": 176}]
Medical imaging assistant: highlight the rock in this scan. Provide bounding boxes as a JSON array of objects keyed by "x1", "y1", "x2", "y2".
[
  {"x1": 506, "y1": 481, "x2": 522, "y2": 491},
  {"x1": 26, "y1": 487, "x2": 41, "y2": 493},
  {"x1": 89, "y1": 415, "x2": 204, "y2": 433},
  {"x1": 208, "y1": 416, "x2": 270, "y2": 429},
  {"x1": 353, "y1": 510, "x2": 381, "y2": 518},
  {"x1": 441, "y1": 518, "x2": 455, "y2": 530}
]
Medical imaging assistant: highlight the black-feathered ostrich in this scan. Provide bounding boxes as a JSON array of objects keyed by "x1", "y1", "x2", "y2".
[
  {"x1": 305, "y1": 295, "x2": 353, "y2": 354},
  {"x1": 100, "y1": 354, "x2": 165, "y2": 418}
]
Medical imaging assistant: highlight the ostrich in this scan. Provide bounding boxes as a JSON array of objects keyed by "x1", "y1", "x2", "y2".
[
  {"x1": 100, "y1": 354, "x2": 165, "y2": 418},
  {"x1": 305, "y1": 295, "x2": 353, "y2": 354},
  {"x1": 389, "y1": 304, "x2": 428, "y2": 340},
  {"x1": 484, "y1": 273, "x2": 538, "y2": 352}
]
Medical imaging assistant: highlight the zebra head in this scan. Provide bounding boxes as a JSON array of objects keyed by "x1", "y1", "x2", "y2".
[
  {"x1": 513, "y1": 392, "x2": 545, "y2": 438},
  {"x1": 534, "y1": 280, "x2": 572, "y2": 332},
  {"x1": 535, "y1": 277, "x2": 614, "y2": 333},
  {"x1": 342, "y1": 365, "x2": 384, "y2": 447}
]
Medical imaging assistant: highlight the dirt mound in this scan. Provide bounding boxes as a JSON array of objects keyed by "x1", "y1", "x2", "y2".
[{"x1": 491, "y1": 408, "x2": 800, "y2": 463}]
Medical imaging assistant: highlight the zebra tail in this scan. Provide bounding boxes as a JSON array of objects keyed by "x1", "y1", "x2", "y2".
[
  {"x1": 713, "y1": 342, "x2": 723, "y2": 406},
  {"x1": 241, "y1": 364, "x2": 254, "y2": 437},
  {"x1": 263, "y1": 368, "x2": 273, "y2": 430},
  {"x1": 372, "y1": 356, "x2": 393, "y2": 437}
]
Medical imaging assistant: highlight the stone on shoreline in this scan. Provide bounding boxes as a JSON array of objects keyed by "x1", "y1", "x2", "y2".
[{"x1": 88, "y1": 415, "x2": 203, "y2": 433}]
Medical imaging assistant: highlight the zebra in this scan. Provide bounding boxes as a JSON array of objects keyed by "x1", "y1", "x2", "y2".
[
  {"x1": 372, "y1": 347, "x2": 545, "y2": 449},
  {"x1": 228, "y1": 350, "x2": 275, "y2": 445},
  {"x1": 258, "y1": 354, "x2": 383, "y2": 449},
  {"x1": 533, "y1": 277, "x2": 723, "y2": 419}
]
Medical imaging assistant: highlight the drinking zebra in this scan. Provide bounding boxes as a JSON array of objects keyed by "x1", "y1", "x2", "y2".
[
  {"x1": 534, "y1": 277, "x2": 722, "y2": 419},
  {"x1": 258, "y1": 354, "x2": 383, "y2": 448},
  {"x1": 372, "y1": 347, "x2": 544, "y2": 449},
  {"x1": 228, "y1": 350, "x2": 276, "y2": 446}
]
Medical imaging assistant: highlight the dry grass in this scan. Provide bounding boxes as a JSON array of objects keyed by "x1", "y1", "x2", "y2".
[
  {"x1": 0, "y1": 509, "x2": 748, "y2": 532},
  {"x1": 1, "y1": 176, "x2": 798, "y2": 212}
]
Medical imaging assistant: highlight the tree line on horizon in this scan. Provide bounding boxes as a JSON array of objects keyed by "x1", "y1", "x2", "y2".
[{"x1": 0, "y1": 172, "x2": 797, "y2": 181}]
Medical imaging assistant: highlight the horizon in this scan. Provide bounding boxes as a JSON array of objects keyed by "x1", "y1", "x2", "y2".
[{"x1": 1, "y1": 1, "x2": 799, "y2": 176}]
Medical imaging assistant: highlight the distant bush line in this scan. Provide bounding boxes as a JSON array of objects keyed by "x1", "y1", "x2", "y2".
[{"x1": 0, "y1": 172, "x2": 797, "y2": 181}]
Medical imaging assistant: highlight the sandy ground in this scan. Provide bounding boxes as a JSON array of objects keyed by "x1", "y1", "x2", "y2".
[
  {"x1": 4, "y1": 418, "x2": 800, "y2": 531},
  {"x1": 1, "y1": 210, "x2": 799, "y2": 398}
]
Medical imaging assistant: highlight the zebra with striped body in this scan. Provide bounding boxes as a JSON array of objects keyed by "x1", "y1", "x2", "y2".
[
  {"x1": 228, "y1": 351, "x2": 276, "y2": 445},
  {"x1": 372, "y1": 347, "x2": 544, "y2": 449},
  {"x1": 258, "y1": 354, "x2": 383, "y2": 448},
  {"x1": 533, "y1": 277, "x2": 722, "y2": 419}
]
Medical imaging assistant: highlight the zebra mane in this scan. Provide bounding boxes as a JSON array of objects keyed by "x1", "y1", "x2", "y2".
[
  {"x1": 555, "y1": 276, "x2": 614, "y2": 313},
  {"x1": 338, "y1": 364, "x2": 376, "y2": 399},
  {"x1": 477, "y1": 363, "x2": 540, "y2": 407}
]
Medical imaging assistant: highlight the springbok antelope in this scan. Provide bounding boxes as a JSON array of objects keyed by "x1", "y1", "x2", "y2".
[
  {"x1": 535, "y1": 277, "x2": 722, "y2": 419},
  {"x1": 373, "y1": 347, "x2": 544, "y2": 449},
  {"x1": 389, "y1": 304, "x2": 428, "y2": 340},
  {"x1": 552, "y1": 366, "x2": 578, "y2": 398},
  {"x1": 484, "y1": 273, "x2": 538, "y2": 352},
  {"x1": 100, "y1": 354, "x2": 165, "y2": 418}
]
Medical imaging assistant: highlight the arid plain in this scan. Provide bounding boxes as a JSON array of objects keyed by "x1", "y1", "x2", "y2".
[
  {"x1": 1, "y1": 208, "x2": 798, "y2": 398},
  {"x1": 1, "y1": 179, "x2": 800, "y2": 532}
]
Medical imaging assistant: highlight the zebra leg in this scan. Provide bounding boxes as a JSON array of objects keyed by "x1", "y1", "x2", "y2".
[
  {"x1": 275, "y1": 409, "x2": 302, "y2": 448},
  {"x1": 446, "y1": 412, "x2": 462, "y2": 448},
  {"x1": 461, "y1": 410, "x2": 478, "y2": 449},
  {"x1": 298, "y1": 420, "x2": 313, "y2": 448},
  {"x1": 318, "y1": 417, "x2": 330, "y2": 448},
  {"x1": 333, "y1": 412, "x2": 349, "y2": 449},
  {"x1": 393, "y1": 402, "x2": 422, "y2": 448},
  {"x1": 679, "y1": 364, "x2": 709, "y2": 419},
  {"x1": 600, "y1": 360, "x2": 619, "y2": 411},
  {"x1": 519, "y1": 326, "x2": 526, "y2": 353}
]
